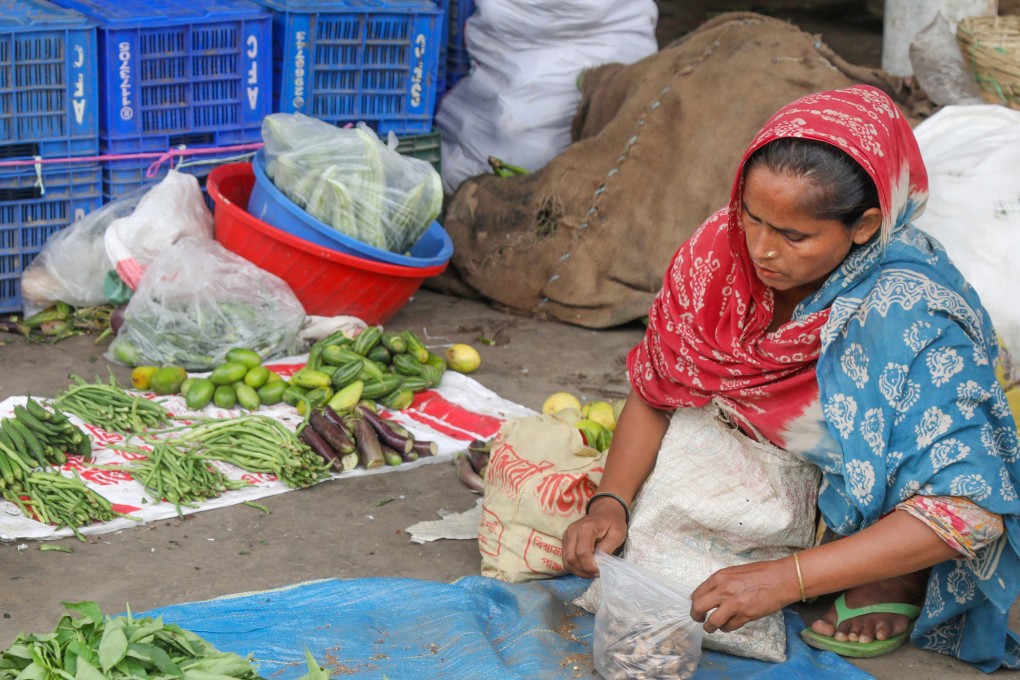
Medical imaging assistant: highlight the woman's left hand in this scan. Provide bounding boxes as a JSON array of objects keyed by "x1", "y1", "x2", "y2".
[{"x1": 689, "y1": 558, "x2": 800, "y2": 633}]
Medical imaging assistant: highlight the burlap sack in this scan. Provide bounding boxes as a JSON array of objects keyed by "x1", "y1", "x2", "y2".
[
  {"x1": 479, "y1": 414, "x2": 605, "y2": 582},
  {"x1": 437, "y1": 12, "x2": 923, "y2": 328}
]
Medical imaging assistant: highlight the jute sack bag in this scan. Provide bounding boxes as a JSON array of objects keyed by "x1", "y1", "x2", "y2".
[
  {"x1": 575, "y1": 404, "x2": 820, "y2": 662},
  {"x1": 479, "y1": 414, "x2": 606, "y2": 582},
  {"x1": 435, "y1": 12, "x2": 920, "y2": 329}
]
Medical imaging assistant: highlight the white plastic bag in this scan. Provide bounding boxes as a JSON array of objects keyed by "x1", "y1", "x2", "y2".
[
  {"x1": 592, "y1": 550, "x2": 704, "y2": 680},
  {"x1": 19, "y1": 186, "x2": 149, "y2": 314},
  {"x1": 912, "y1": 104, "x2": 1020, "y2": 380},
  {"x1": 435, "y1": 0, "x2": 658, "y2": 194},
  {"x1": 576, "y1": 404, "x2": 819, "y2": 662},
  {"x1": 106, "y1": 236, "x2": 306, "y2": 369},
  {"x1": 104, "y1": 170, "x2": 214, "y2": 291}
]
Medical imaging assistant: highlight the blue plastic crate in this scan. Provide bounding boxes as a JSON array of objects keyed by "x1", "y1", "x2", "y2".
[
  {"x1": 258, "y1": 0, "x2": 443, "y2": 135},
  {"x1": 446, "y1": 0, "x2": 472, "y2": 56},
  {"x1": 0, "y1": 161, "x2": 102, "y2": 312},
  {"x1": 0, "y1": 0, "x2": 99, "y2": 161},
  {"x1": 446, "y1": 42, "x2": 470, "y2": 88},
  {"x1": 431, "y1": 0, "x2": 447, "y2": 94},
  {"x1": 47, "y1": 0, "x2": 272, "y2": 153}
]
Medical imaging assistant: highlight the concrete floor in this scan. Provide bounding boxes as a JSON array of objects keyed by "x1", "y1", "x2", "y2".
[{"x1": 2, "y1": 2, "x2": 1017, "y2": 678}]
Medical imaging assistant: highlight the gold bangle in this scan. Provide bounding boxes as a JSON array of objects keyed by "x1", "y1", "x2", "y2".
[{"x1": 793, "y1": 552, "x2": 806, "y2": 603}]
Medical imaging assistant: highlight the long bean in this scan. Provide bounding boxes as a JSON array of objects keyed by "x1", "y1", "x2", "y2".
[
  {"x1": 54, "y1": 374, "x2": 172, "y2": 433},
  {"x1": 1, "y1": 469, "x2": 138, "y2": 540},
  {"x1": 143, "y1": 415, "x2": 331, "y2": 489},
  {"x1": 111, "y1": 442, "x2": 251, "y2": 517}
]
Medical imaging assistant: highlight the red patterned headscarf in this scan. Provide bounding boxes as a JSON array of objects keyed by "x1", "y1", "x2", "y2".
[{"x1": 627, "y1": 85, "x2": 928, "y2": 447}]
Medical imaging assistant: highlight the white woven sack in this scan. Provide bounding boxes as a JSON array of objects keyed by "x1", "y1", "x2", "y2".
[
  {"x1": 911, "y1": 104, "x2": 1020, "y2": 382},
  {"x1": 576, "y1": 404, "x2": 820, "y2": 662}
]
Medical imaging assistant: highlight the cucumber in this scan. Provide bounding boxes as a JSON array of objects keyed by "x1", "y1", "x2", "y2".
[
  {"x1": 357, "y1": 359, "x2": 385, "y2": 382},
  {"x1": 393, "y1": 353, "x2": 425, "y2": 376},
  {"x1": 381, "y1": 331, "x2": 407, "y2": 354},
  {"x1": 290, "y1": 368, "x2": 333, "y2": 390},
  {"x1": 209, "y1": 361, "x2": 249, "y2": 386},
  {"x1": 425, "y1": 351, "x2": 448, "y2": 373},
  {"x1": 401, "y1": 330, "x2": 430, "y2": 363},
  {"x1": 361, "y1": 375, "x2": 405, "y2": 400},
  {"x1": 321, "y1": 345, "x2": 366, "y2": 367},
  {"x1": 381, "y1": 388, "x2": 414, "y2": 411},
  {"x1": 185, "y1": 378, "x2": 216, "y2": 410},
  {"x1": 400, "y1": 376, "x2": 430, "y2": 393},
  {"x1": 328, "y1": 380, "x2": 364, "y2": 412},
  {"x1": 352, "y1": 325, "x2": 383, "y2": 356},
  {"x1": 282, "y1": 385, "x2": 310, "y2": 407},
  {"x1": 366, "y1": 345, "x2": 391, "y2": 364},
  {"x1": 296, "y1": 386, "x2": 334, "y2": 416},
  {"x1": 330, "y1": 361, "x2": 364, "y2": 390},
  {"x1": 419, "y1": 364, "x2": 444, "y2": 388}
]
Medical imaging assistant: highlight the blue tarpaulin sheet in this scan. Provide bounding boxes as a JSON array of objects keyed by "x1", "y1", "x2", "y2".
[{"x1": 142, "y1": 575, "x2": 874, "y2": 679}]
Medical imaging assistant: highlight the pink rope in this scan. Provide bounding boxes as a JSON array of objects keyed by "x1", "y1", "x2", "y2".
[{"x1": 0, "y1": 142, "x2": 265, "y2": 177}]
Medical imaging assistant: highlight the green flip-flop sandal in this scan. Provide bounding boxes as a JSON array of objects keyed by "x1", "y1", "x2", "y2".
[{"x1": 800, "y1": 593, "x2": 922, "y2": 658}]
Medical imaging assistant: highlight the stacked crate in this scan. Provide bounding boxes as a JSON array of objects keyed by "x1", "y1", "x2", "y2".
[
  {"x1": 256, "y1": 0, "x2": 443, "y2": 135},
  {"x1": 0, "y1": 0, "x2": 102, "y2": 313},
  {"x1": 48, "y1": 0, "x2": 273, "y2": 200},
  {"x1": 443, "y1": 0, "x2": 472, "y2": 89}
]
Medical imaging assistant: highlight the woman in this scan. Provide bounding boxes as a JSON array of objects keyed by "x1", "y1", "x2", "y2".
[{"x1": 562, "y1": 85, "x2": 1020, "y2": 670}]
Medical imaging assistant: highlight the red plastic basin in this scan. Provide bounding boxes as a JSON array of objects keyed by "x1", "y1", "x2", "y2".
[{"x1": 207, "y1": 162, "x2": 448, "y2": 324}]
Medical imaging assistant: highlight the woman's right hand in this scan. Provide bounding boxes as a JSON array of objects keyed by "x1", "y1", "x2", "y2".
[{"x1": 561, "y1": 497, "x2": 629, "y2": 578}]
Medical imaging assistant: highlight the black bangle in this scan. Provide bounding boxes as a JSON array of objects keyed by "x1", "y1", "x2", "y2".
[{"x1": 585, "y1": 492, "x2": 631, "y2": 525}]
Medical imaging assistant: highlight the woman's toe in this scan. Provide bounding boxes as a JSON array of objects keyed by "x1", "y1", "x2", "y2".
[{"x1": 810, "y1": 617, "x2": 836, "y2": 637}]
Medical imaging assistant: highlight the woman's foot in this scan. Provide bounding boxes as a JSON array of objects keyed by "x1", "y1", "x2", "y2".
[{"x1": 809, "y1": 570, "x2": 928, "y2": 644}]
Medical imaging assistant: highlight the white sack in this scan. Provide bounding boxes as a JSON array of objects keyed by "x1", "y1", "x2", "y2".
[
  {"x1": 435, "y1": 0, "x2": 658, "y2": 194},
  {"x1": 912, "y1": 104, "x2": 1020, "y2": 378}
]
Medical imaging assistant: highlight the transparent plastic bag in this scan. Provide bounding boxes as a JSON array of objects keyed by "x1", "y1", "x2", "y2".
[
  {"x1": 260, "y1": 113, "x2": 442, "y2": 254},
  {"x1": 19, "y1": 186, "x2": 148, "y2": 315},
  {"x1": 593, "y1": 550, "x2": 705, "y2": 680},
  {"x1": 106, "y1": 236, "x2": 305, "y2": 369}
]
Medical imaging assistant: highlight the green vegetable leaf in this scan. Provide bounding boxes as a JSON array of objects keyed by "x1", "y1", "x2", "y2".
[
  {"x1": 3, "y1": 642, "x2": 35, "y2": 660},
  {"x1": 98, "y1": 620, "x2": 128, "y2": 672},
  {"x1": 73, "y1": 658, "x2": 106, "y2": 680},
  {"x1": 295, "y1": 648, "x2": 330, "y2": 680},
  {"x1": 60, "y1": 602, "x2": 103, "y2": 625},
  {"x1": 15, "y1": 661, "x2": 46, "y2": 680},
  {"x1": 126, "y1": 642, "x2": 182, "y2": 677},
  {"x1": 127, "y1": 617, "x2": 166, "y2": 644}
]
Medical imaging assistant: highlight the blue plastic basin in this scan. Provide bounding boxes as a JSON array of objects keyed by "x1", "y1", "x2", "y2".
[{"x1": 247, "y1": 149, "x2": 453, "y2": 268}]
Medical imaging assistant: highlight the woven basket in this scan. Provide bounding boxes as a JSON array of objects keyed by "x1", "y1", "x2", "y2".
[{"x1": 957, "y1": 15, "x2": 1020, "y2": 109}]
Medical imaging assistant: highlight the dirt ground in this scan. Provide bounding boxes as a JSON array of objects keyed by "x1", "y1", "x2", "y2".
[{"x1": 1, "y1": 1, "x2": 1017, "y2": 678}]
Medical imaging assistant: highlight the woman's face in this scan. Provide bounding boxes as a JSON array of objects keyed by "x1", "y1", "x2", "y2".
[{"x1": 741, "y1": 165, "x2": 880, "y2": 297}]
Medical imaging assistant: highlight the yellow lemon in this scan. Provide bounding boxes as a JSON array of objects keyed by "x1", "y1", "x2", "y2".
[
  {"x1": 586, "y1": 400, "x2": 617, "y2": 431},
  {"x1": 542, "y1": 391, "x2": 581, "y2": 415},
  {"x1": 130, "y1": 365, "x2": 159, "y2": 390},
  {"x1": 446, "y1": 343, "x2": 482, "y2": 373}
]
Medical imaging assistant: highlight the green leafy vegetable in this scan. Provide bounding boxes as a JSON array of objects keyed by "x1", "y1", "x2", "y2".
[{"x1": 0, "y1": 602, "x2": 264, "y2": 679}]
